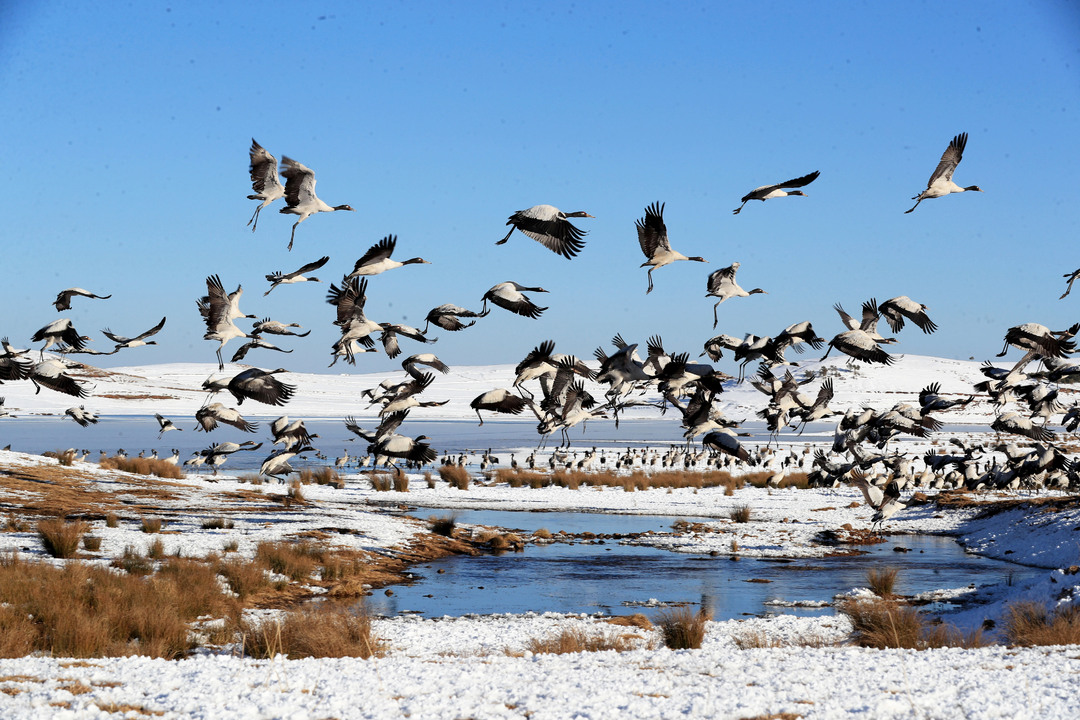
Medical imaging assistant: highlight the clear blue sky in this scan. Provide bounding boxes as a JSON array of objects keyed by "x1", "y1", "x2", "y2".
[{"x1": 2, "y1": 1, "x2": 1079, "y2": 377}]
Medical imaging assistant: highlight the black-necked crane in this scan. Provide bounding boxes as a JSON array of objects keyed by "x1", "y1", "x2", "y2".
[
  {"x1": 834, "y1": 300, "x2": 896, "y2": 345},
  {"x1": 905, "y1": 132, "x2": 982, "y2": 213},
  {"x1": 264, "y1": 256, "x2": 330, "y2": 296},
  {"x1": 347, "y1": 235, "x2": 430, "y2": 278},
  {"x1": 260, "y1": 445, "x2": 313, "y2": 483},
  {"x1": 702, "y1": 428, "x2": 751, "y2": 463},
  {"x1": 636, "y1": 202, "x2": 707, "y2": 295},
  {"x1": 1060, "y1": 269, "x2": 1080, "y2": 300},
  {"x1": 246, "y1": 139, "x2": 285, "y2": 231},
  {"x1": 327, "y1": 276, "x2": 381, "y2": 365},
  {"x1": 183, "y1": 453, "x2": 206, "y2": 472},
  {"x1": 402, "y1": 353, "x2": 450, "y2": 380},
  {"x1": 879, "y1": 296, "x2": 937, "y2": 334},
  {"x1": 513, "y1": 340, "x2": 558, "y2": 391},
  {"x1": 29, "y1": 358, "x2": 89, "y2": 397},
  {"x1": 470, "y1": 388, "x2": 528, "y2": 425},
  {"x1": 497, "y1": 205, "x2": 593, "y2": 259},
  {"x1": 200, "y1": 440, "x2": 263, "y2": 457},
  {"x1": 65, "y1": 405, "x2": 98, "y2": 427},
  {"x1": 848, "y1": 470, "x2": 907, "y2": 531},
  {"x1": 821, "y1": 329, "x2": 896, "y2": 365},
  {"x1": 102, "y1": 317, "x2": 166, "y2": 352},
  {"x1": 195, "y1": 403, "x2": 258, "y2": 433},
  {"x1": 230, "y1": 336, "x2": 293, "y2": 363},
  {"x1": 699, "y1": 334, "x2": 744, "y2": 363},
  {"x1": 918, "y1": 382, "x2": 974, "y2": 415},
  {"x1": 998, "y1": 322, "x2": 1079, "y2": 359},
  {"x1": 53, "y1": 288, "x2": 111, "y2": 312},
  {"x1": 992, "y1": 411, "x2": 1056, "y2": 442},
  {"x1": 270, "y1": 416, "x2": 317, "y2": 449},
  {"x1": 366, "y1": 410, "x2": 437, "y2": 467},
  {"x1": 154, "y1": 413, "x2": 181, "y2": 438},
  {"x1": 31, "y1": 318, "x2": 88, "y2": 359},
  {"x1": 227, "y1": 367, "x2": 295, "y2": 406},
  {"x1": 422, "y1": 303, "x2": 489, "y2": 333},
  {"x1": 278, "y1": 156, "x2": 355, "y2": 251},
  {"x1": 252, "y1": 318, "x2": 310, "y2": 337},
  {"x1": 481, "y1": 282, "x2": 549, "y2": 319},
  {"x1": 705, "y1": 262, "x2": 767, "y2": 328},
  {"x1": 732, "y1": 171, "x2": 820, "y2": 215},
  {"x1": 200, "y1": 275, "x2": 255, "y2": 370},
  {"x1": 0, "y1": 338, "x2": 33, "y2": 382},
  {"x1": 378, "y1": 323, "x2": 436, "y2": 360}
]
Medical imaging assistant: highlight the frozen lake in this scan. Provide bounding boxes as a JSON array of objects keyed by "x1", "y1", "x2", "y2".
[{"x1": 360, "y1": 509, "x2": 1042, "y2": 623}]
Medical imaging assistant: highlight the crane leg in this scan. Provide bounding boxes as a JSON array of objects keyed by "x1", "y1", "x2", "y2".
[
  {"x1": 216, "y1": 347, "x2": 224, "y2": 370},
  {"x1": 248, "y1": 204, "x2": 262, "y2": 231},
  {"x1": 713, "y1": 301, "x2": 722, "y2": 329},
  {"x1": 646, "y1": 269, "x2": 654, "y2": 295},
  {"x1": 288, "y1": 223, "x2": 298, "y2": 251},
  {"x1": 495, "y1": 227, "x2": 515, "y2": 245}
]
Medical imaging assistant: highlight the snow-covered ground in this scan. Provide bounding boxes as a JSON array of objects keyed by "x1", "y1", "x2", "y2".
[
  {"x1": 2, "y1": 357, "x2": 1080, "y2": 718},
  {"x1": 0, "y1": 354, "x2": 1005, "y2": 423}
]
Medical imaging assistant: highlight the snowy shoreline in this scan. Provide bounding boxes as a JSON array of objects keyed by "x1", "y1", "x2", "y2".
[{"x1": 2, "y1": 353, "x2": 1080, "y2": 718}]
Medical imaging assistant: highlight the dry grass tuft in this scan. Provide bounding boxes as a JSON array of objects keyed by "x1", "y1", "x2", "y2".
[
  {"x1": 370, "y1": 474, "x2": 392, "y2": 492},
  {"x1": 392, "y1": 469, "x2": 409, "y2": 492},
  {"x1": 429, "y1": 515, "x2": 457, "y2": 537},
  {"x1": 658, "y1": 607, "x2": 711, "y2": 650},
  {"x1": 425, "y1": 471, "x2": 435, "y2": 489},
  {"x1": 0, "y1": 553, "x2": 228, "y2": 659},
  {"x1": 37, "y1": 518, "x2": 88, "y2": 558},
  {"x1": 241, "y1": 604, "x2": 384, "y2": 659},
  {"x1": 287, "y1": 480, "x2": 306, "y2": 503},
  {"x1": 140, "y1": 517, "x2": 164, "y2": 534},
  {"x1": 82, "y1": 536, "x2": 102, "y2": 552},
  {"x1": 114, "y1": 545, "x2": 154, "y2": 576},
  {"x1": 525, "y1": 627, "x2": 643, "y2": 654},
  {"x1": 300, "y1": 466, "x2": 343, "y2": 487},
  {"x1": 201, "y1": 517, "x2": 234, "y2": 530},
  {"x1": 1003, "y1": 601, "x2": 1080, "y2": 646},
  {"x1": 866, "y1": 567, "x2": 899, "y2": 598},
  {"x1": 4, "y1": 515, "x2": 30, "y2": 532},
  {"x1": 217, "y1": 557, "x2": 269, "y2": 599},
  {"x1": 439, "y1": 465, "x2": 470, "y2": 490},
  {"x1": 99, "y1": 456, "x2": 184, "y2": 479},
  {"x1": 105, "y1": 513, "x2": 118, "y2": 528},
  {"x1": 604, "y1": 613, "x2": 653, "y2": 630},
  {"x1": 255, "y1": 541, "x2": 319, "y2": 581},
  {"x1": 44, "y1": 449, "x2": 77, "y2": 467},
  {"x1": 729, "y1": 504, "x2": 753, "y2": 523},
  {"x1": 146, "y1": 538, "x2": 166, "y2": 560},
  {"x1": 839, "y1": 598, "x2": 988, "y2": 649},
  {"x1": 733, "y1": 630, "x2": 834, "y2": 649}
]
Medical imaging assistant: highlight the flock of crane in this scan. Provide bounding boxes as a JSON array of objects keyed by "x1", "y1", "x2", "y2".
[{"x1": 2, "y1": 131, "x2": 1079, "y2": 530}]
